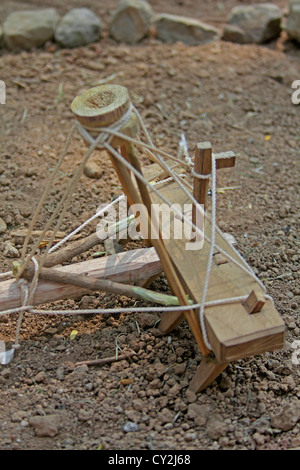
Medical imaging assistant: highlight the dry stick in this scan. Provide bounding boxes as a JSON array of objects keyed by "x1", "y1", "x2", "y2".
[
  {"x1": 22, "y1": 262, "x2": 186, "y2": 307},
  {"x1": 75, "y1": 351, "x2": 136, "y2": 367},
  {"x1": 40, "y1": 215, "x2": 134, "y2": 268}
]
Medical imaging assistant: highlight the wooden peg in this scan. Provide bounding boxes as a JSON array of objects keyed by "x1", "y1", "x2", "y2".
[
  {"x1": 243, "y1": 289, "x2": 266, "y2": 314},
  {"x1": 192, "y1": 145, "x2": 236, "y2": 222},
  {"x1": 214, "y1": 150, "x2": 236, "y2": 170}
]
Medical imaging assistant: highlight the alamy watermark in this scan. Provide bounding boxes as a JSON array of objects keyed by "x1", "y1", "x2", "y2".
[
  {"x1": 291, "y1": 80, "x2": 300, "y2": 105},
  {"x1": 96, "y1": 196, "x2": 204, "y2": 251},
  {"x1": 0, "y1": 80, "x2": 6, "y2": 104}
]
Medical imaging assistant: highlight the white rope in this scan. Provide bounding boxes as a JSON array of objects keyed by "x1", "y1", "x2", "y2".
[
  {"x1": 76, "y1": 103, "x2": 134, "y2": 149},
  {"x1": 198, "y1": 153, "x2": 216, "y2": 349},
  {"x1": 48, "y1": 194, "x2": 125, "y2": 254},
  {"x1": 27, "y1": 293, "x2": 274, "y2": 317},
  {"x1": 13, "y1": 257, "x2": 39, "y2": 348},
  {"x1": 48, "y1": 174, "x2": 186, "y2": 255}
]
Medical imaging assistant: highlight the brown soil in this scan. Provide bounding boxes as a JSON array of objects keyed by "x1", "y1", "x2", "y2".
[{"x1": 0, "y1": 0, "x2": 299, "y2": 451}]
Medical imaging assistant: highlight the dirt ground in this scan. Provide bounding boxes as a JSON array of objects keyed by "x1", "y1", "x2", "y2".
[{"x1": 0, "y1": 0, "x2": 299, "y2": 451}]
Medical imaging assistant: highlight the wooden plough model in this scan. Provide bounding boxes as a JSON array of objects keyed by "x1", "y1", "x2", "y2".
[{"x1": 0, "y1": 85, "x2": 285, "y2": 392}]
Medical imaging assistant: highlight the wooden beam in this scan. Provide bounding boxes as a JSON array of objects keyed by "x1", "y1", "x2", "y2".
[
  {"x1": 192, "y1": 142, "x2": 212, "y2": 217},
  {"x1": 0, "y1": 247, "x2": 162, "y2": 312}
]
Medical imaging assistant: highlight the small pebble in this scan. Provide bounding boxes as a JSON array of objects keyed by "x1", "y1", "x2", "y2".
[{"x1": 123, "y1": 421, "x2": 139, "y2": 432}]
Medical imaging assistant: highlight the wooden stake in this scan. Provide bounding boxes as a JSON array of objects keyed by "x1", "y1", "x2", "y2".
[
  {"x1": 75, "y1": 351, "x2": 136, "y2": 367},
  {"x1": 192, "y1": 142, "x2": 212, "y2": 219}
]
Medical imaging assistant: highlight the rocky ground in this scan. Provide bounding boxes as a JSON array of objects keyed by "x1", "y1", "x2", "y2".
[{"x1": 0, "y1": 0, "x2": 299, "y2": 451}]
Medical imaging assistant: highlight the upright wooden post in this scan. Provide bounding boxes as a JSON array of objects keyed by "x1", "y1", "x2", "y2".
[{"x1": 192, "y1": 141, "x2": 212, "y2": 218}]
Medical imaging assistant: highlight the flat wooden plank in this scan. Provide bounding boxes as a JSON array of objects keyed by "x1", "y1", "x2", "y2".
[{"x1": 141, "y1": 163, "x2": 285, "y2": 362}]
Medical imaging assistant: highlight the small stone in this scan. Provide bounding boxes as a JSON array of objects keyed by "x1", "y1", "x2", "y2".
[
  {"x1": 11, "y1": 410, "x2": 28, "y2": 422},
  {"x1": 187, "y1": 403, "x2": 203, "y2": 420},
  {"x1": 125, "y1": 409, "x2": 140, "y2": 423},
  {"x1": 55, "y1": 8, "x2": 102, "y2": 48},
  {"x1": 3, "y1": 241, "x2": 19, "y2": 258},
  {"x1": 83, "y1": 162, "x2": 103, "y2": 179},
  {"x1": 123, "y1": 421, "x2": 138, "y2": 432},
  {"x1": 253, "y1": 432, "x2": 265, "y2": 446},
  {"x1": 132, "y1": 398, "x2": 144, "y2": 412},
  {"x1": 34, "y1": 371, "x2": 46, "y2": 383},
  {"x1": 168, "y1": 382, "x2": 181, "y2": 397},
  {"x1": 286, "y1": 0, "x2": 300, "y2": 43},
  {"x1": 174, "y1": 363, "x2": 186, "y2": 375},
  {"x1": 219, "y1": 436, "x2": 230, "y2": 447},
  {"x1": 206, "y1": 415, "x2": 228, "y2": 440},
  {"x1": 65, "y1": 364, "x2": 89, "y2": 382},
  {"x1": 78, "y1": 409, "x2": 94, "y2": 421},
  {"x1": 45, "y1": 327, "x2": 58, "y2": 335},
  {"x1": 185, "y1": 389, "x2": 197, "y2": 403},
  {"x1": 135, "y1": 312, "x2": 159, "y2": 329},
  {"x1": 184, "y1": 432, "x2": 196, "y2": 442},
  {"x1": 187, "y1": 403, "x2": 212, "y2": 423},
  {"x1": 0, "y1": 217, "x2": 7, "y2": 233},
  {"x1": 109, "y1": 0, "x2": 154, "y2": 44},
  {"x1": 223, "y1": 3, "x2": 282, "y2": 44},
  {"x1": 79, "y1": 295, "x2": 99, "y2": 309},
  {"x1": 56, "y1": 367, "x2": 65, "y2": 381},
  {"x1": 155, "y1": 13, "x2": 219, "y2": 45},
  {"x1": 29, "y1": 414, "x2": 61, "y2": 437},
  {"x1": 157, "y1": 408, "x2": 174, "y2": 425}
]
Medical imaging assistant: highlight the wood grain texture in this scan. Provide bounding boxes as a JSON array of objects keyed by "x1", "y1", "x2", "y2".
[
  {"x1": 0, "y1": 247, "x2": 162, "y2": 312},
  {"x1": 144, "y1": 162, "x2": 285, "y2": 363}
]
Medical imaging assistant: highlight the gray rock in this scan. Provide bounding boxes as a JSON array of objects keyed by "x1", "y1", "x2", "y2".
[
  {"x1": 3, "y1": 241, "x2": 19, "y2": 258},
  {"x1": 155, "y1": 14, "x2": 219, "y2": 45},
  {"x1": 223, "y1": 3, "x2": 282, "y2": 44},
  {"x1": 157, "y1": 407, "x2": 175, "y2": 425},
  {"x1": 270, "y1": 400, "x2": 300, "y2": 431},
  {"x1": 55, "y1": 8, "x2": 102, "y2": 48},
  {"x1": 286, "y1": 0, "x2": 300, "y2": 43},
  {"x1": 3, "y1": 9, "x2": 60, "y2": 50},
  {"x1": 206, "y1": 415, "x2": 228, "y2": 440},
  {"x1": 109, "y1": 0, "x2": 154, "y2": 44},
  {"x1": 123, "y1": 421, "x2": 139, "y2": 432}
]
